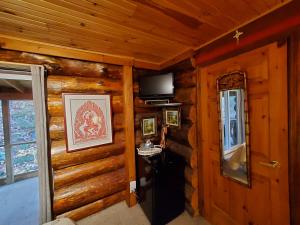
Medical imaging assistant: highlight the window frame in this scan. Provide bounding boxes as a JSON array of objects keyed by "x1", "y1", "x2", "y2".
[
  {"x1": 0, "y1": 99, "x2": 37, "y2": 185},
  {"x1": 221, "y1": 89, "x2": 244, "y2": 153}
]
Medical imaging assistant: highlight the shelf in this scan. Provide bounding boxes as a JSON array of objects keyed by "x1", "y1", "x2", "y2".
[{"x1": 137, "y1": 102, "x2": 182, "y2": 108}]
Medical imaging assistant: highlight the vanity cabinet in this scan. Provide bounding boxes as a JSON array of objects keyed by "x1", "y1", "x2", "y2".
[{"x1": 136, "y1": 150, "x2": 185, "y2": 225}]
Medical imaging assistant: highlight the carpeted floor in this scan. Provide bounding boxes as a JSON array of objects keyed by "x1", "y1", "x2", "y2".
[
  {"x1": 77, "y1": 201, "x2": 211, "y2": 225},
  {"x1": 0, "y1": 177, "x2": 39, "y2": 225}
]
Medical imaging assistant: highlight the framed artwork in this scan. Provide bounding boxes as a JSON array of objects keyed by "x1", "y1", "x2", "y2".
[
  {"x1": 141, "y1": 115, "x2": 157, "y2": 138},
  {"x1": 163, "y1": 107, "x2": 181, "y2": 128},
  {"x1": 62, "y1": 93, "x2": 113, "y2": 152}
]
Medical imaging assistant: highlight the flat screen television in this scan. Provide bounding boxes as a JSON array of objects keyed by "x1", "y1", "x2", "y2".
[{"x1": 139, "y1": 73, "x2": 174, "y2": 99}]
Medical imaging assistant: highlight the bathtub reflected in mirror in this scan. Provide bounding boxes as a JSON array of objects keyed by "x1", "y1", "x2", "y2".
[{"x1": 217, "y1": 72, "x2": 250, "y2": 187}]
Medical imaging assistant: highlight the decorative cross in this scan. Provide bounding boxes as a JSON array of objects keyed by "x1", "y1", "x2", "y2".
[{"x1": 233, "y1": 30, "x2": 244, "y2": 45}]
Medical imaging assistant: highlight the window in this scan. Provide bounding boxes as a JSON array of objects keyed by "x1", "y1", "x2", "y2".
[
  {"x1": 0, "y1": 101, "x2": 5, "y2": 179},
  {"x1": 221, "y1": 89, "x2": 245, "y2": 152},
  {"x1": 0, "y1": 100, "x2": 37, "y2": 183}
]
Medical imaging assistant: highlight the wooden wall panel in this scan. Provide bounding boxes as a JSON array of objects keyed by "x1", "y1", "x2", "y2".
[{"x1": 0, "y1": 49, "x2": 127, "y2": 221}]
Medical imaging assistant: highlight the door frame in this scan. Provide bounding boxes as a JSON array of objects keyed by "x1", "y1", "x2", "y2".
[
  {"x1": 197, "y1": 41, "x2": 290, "y2": 225},
  {"x1": 0, "y1": 61, "x2": 53, "y2": 224},
  {"x1": 288, "y1": 30, "x2": 300, "y2": 225}
]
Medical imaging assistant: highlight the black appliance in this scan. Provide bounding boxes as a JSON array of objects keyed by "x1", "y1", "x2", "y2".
[
  {"x1": 136, "y1": 150, "x2": 185, "y2": 225},
  {"x1": 139, "y1": 73, "x2": 174, "y2": 99}
]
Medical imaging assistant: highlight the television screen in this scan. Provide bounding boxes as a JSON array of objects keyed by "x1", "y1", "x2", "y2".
[{"x1": 139, "y1": 73, "x2": 174, "y2": 99}]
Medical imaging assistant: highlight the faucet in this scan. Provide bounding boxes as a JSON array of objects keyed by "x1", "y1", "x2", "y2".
[{"x1": 160, "y1": 124, "x2": 169, "y2": 149}]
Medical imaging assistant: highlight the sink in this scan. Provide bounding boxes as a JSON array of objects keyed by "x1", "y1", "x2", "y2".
[{"x1": 137, "y1": 145, "x2": 162, "y2": 156}]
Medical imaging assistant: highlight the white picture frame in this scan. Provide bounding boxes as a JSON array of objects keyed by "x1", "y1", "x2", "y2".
[{"x1": 63, "y1": 93, "x2": 112, "y2": 152}]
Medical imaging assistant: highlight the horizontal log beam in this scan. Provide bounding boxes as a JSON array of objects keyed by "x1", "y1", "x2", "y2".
[
  {"x1": 174, "y1": 71, "x2": 196, "y2": 88},
  {"x1": 54, "y1": 154, "x2": 125, "y2": 190},
  {"x1": 57, "y1": 191, "x2": 126, "y2": 221},
  {"x1": 47, "y1": 95, "x2": 123, "y2": 117},
  {"x1": 51, "y1": 141, "x2": 125, "y2": 170},
  {"x1": 181, "y1": 105, "x2": 196, "y2": 124},
  {"x1": 168, "y1": 123, "x2": 196, "y2": 148},
  {"x1": 185, "y1": 183, "x2": 199, "y2": 217},
  {"x1": 47, "y1": 75, "x2": 123, "y2": 95},
  {"x1": 49, "y1": 113, "x2": 124, "y2": 141},
  {"x1": 185, "y1": 202, "x2": 199, "y2": 217},
  {"x1": 174, "y1": 87, "x2": 196, "y2": 105},
  {"x1": 167, "y1": 139, "x2": 197, "y2": 168},
  {"x1": 0, "y1": 49, "x2": 124, "y2": 78},
  {"x1": 184, "y1": 166, "x2": 198, "y2": 189},
  {"x1": 53, "y1": 168, "x2": 127, "y2": 215}
]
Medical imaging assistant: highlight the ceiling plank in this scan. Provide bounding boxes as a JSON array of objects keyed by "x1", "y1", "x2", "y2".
[
  {"x1": 194, "y1": 0, "x2": 300, "y2": 66},
  {"x1": 194, "y1": 0, "x2": 292, "y2": 52},
  {"x1": 0, "y1": 0, "x2": 291, "y2": 66},
  {"x1": 21, "y1": 0, "x2": 189, "y2": 47}
]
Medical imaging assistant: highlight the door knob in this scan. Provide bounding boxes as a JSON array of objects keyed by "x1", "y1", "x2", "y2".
[{"x1": 259, "y1": 160, "x2": 280, "y2": 168}]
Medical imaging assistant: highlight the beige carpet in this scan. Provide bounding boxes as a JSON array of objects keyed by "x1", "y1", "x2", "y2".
[{"x1": 77, "y1": 201, "x2": 211, "y2": 225}]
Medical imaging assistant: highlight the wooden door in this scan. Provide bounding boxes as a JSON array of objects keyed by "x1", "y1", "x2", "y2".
[{"x1": 199, "y1": 43, "x2": 289, "y2": 225}]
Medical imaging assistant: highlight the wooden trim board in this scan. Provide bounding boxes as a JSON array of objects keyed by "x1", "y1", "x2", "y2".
[
  {"x1": 0, "y1": 35, "x2": 161, "y2": 70},
  {"x1": 122, "y1": 65, "x2": 137, "y2": 207},
  {"x1": 194, "y1": 1, "x2": 300, "y2": 67}
]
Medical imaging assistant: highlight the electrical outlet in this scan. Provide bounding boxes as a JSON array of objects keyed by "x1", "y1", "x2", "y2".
[{"x1": 130, "y1": 181, "x2": 136, "y2": 193}]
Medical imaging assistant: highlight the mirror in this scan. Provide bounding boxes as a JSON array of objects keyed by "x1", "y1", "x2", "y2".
[{"x1": 217, "y1": 71, "x2": 250, "y2": 187}]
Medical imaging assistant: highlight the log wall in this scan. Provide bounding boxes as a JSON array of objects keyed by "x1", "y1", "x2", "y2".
[
  {"x1": 170, "y1": 66, "x2": 199, "y2": 216},
  {"x1": 134, "y1": 65, "x2": 199, "y2": 216},
  {"x1": 0, "y1": 49, "x2": 127, "y2": 220},
  {"x1": 133, "y1": 69, "x2": 162, "y2": 146}
]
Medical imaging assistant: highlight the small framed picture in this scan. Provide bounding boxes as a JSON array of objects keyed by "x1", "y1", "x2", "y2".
[
  {"x1": 141, "y1": 116, "x2": 157, "y2": 138},
  {"x1": 163, "y1": 107, "x2": 181, "y2": 128},
  {"x1": 63, "y1": 93, "x2": 113, "y2": 152}
]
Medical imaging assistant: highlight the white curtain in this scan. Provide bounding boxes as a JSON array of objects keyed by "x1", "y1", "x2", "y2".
[{"x1": 31, "y1": 65, "x2": 52, "y2": 224}]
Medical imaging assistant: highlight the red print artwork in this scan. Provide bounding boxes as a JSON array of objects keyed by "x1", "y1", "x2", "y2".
[{"x1": 73, "y1": 100, "x2": 107, "y2": 144}]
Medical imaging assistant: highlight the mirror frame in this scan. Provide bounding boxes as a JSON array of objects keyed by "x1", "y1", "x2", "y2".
[{"x1": 216, "y1": 71, "x2": 251, "y2": 187}]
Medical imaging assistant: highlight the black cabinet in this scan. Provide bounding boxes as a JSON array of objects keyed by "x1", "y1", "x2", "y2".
[{"x1": 136, "y1": 150, "x2": 185, "y2": 225}]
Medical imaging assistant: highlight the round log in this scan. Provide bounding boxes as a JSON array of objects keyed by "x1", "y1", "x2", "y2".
[
  {"x1": 184, "y1": 166, "x2": 198, "y2": 189},
  {"x1": 185, "y1": 183, "x2": 199, "y2": 216},
  {"x1": 167, "y1": 139, "x2": 197, "y2": 168},
  {"x1": 53, "y1": 168, "x2": 127, "y2": 215},
  {"x1": 181, "y1": 105, "x2": 196, "y2": 123},
  {"x1": 51, "y1": 141, "x2": 125, "y2": 170},
  {"x1": 47, "y1": 95, "x2": 124, "y2": 117},
  {"x1": 185, "y1": 202, "x2": 199, "y2": 217},
  {"x1": 174, "y1": 71, "x2": 196, "y2": 88},
  {"x1": 49, "y1": 113, "x2": 124, "y2": 141},
  {"x1": 47, "y1": 75, "x2": 123, "y2": 95},
  {"x1": 46, "y1": 61, "x2": 123, "y2": 79},
  {"x1": 174, "y1": 87, "x2": 196, "y2": 105},
  {"x1": 54, "y1": 154, "x2": 125, "y2": 190},
  {"x1": 57, "y1": 191, "x2": 126, "y2": 221},
  {"x1": 168, "y1": 123, "x2": 196, "y2": 148},
  {"x1": 0, "y1": 50, "x2": 123, "y2": 79}
]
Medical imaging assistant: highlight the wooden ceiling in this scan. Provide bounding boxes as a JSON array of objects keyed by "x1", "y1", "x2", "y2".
[{"x1": 0, "y1": 0, "x2": 291, "y2": 68}]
